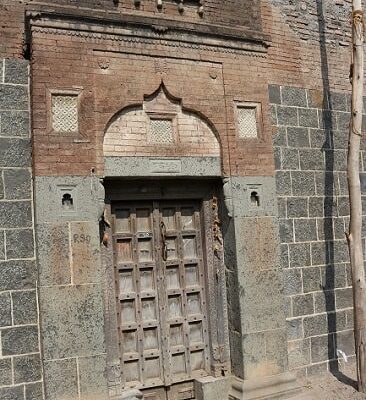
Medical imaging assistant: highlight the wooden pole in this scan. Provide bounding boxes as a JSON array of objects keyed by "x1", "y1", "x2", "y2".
[{"x1": 348, "y1": 0, "x2": 366, "y2": 392}]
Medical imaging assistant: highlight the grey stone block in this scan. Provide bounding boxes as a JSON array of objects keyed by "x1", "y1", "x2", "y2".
[
  {"x1": 44, "y1": 358, "x2": 78, "y2": 400},
  {"x1": 345, "y1": 309, "x2": 354, "y2": 329},
  {"x1": 25, "y1": 382, "x2": 43, "y2": 400},
  {"x1": 336, "y1": 112, "x2": 350, "y2": 131},
  {"x1": 280, "y1": 243, "x2": 289, "y2": 268},
  {"x1": 333, "y1": 240, "x2": 349, "y2": 263},
  {"x1": 14, "y1": 354, "x2": 42, "y2": 383},
  {"x1": 292, "y1": 294, "x2": 314, "y2": 317},
  {"x1": 323, "y1": 149, "x2": 347, "y2": 171},
  {"x1": 0, "y1": 201, "x2": 32, "y2": 228},
  {"x1": 311, "y1": 334, "x2": 335, "y2": 363},
  {"x1": 336, "y1": 287, "x2": 353, "y2": 309},
  {"x1": 270, "y1": 104, "x2": 277, "y2": 125},
  {"x1": 6, "y1": 229, "x2": 34, "y2": 259},
  {"x1": 0, "y1": 84, "x2": 28, "y2": 110},
  {"x1": 287, "y1": 197, "x2": 308, "y2": 218},
  {"x1": 333, "y1": 217, "x2": 346, "y2": 240},
  {"x1": 337, "y1": 196, "x2": 349, "y2": 217},
  {"x1": 321, "y1": 264, "x2": 347, "y2": 290},
  {"x1": 0, "y1": 138, "x2": 31, "y2": 168},
  {"x1": 0, "y1": 111, "x2": 30, "y2": 136},
  {"x1": 242, "y1": 332, "x2": 266, "y2": 378},
  {"x1": 311, "y1": 241, "x2": 328, "y2": 266},
  {"x1": 277, "y1": 197, "x2": 286, "y2": 218},
  {"x1": 0, "y1": 230, "x2": 5, "y2": 260},
  {"x1": 289, "y1": 242, "x2": 311, "y2": 268},
  {"x1": 335, "y1": 329, "x2": 355, "y2": 356},
  {"x1": 275, "y1": 171, "x2": 291, "y2": 196},
  {"x1": 2, "y1": 325, "x2": 39, "y2": 355},
  {"x1": 282, "y1": 148, "x2": 299, "y2": 170},
  {"x1": 0, "y1": 386, "x2": 25, "y2": 400},
  {"x1": 36, "y1": 223, "x2": 71, "y2": 286},
  {"x1": 332, "y1": 129, "x2": 348, "y2": 149},
  {"x1": 309, "y1": 197, "x2": 324, "y2": 217},
  {"x1": 272, "y1": 126, "x2": 287, "y2": 146},
  {"x1": 291, "y1": 171, "x2": 315, "y2": 196},
  {"x1": 279, "y1": 218, "x2": 294, "y2": 243},
  {"x1": 79, "y1": 355, "x2": 108, "y2": 400},
  {"x1": 0, "y1": 172, "x2": 3, "y2": 200},
  {"x1": 0, "y1": 358, "x2": 12, "y2": 386},
  {"x1": 284, "y1": 268, "x2": 302, "y2": 296},
  {"x1": 299, "y1": 149, "x2": 325, "y2": 170},
  {"x1": 0, "y1": 60, "x2": 3, "y2": 83},
  {"x1": 195, "y1": 376, "x2": 231, "y2": 400},
  {"x1": 329, "y1": 92, "x2": 347, "y2": 111},
  {"x1": 287, "y1": 127, "x2": 310, "y2": 148},
  {"x1": 282, "y1": 87, "x2": 307, "y2": 108},
  {"x1": 315, "y1": 171, "x2": 336, "y2": 196},
  {"x1": 3, "y1": 169, "x2": 31, "y2": 199},
  {"x1": 302, "y1": 267, "x2": 321, "y2": 293},
  {"x1": 319, "y1": 109, "x2": 337, "y2": 130},
  {"x1": 288, "y1": 339, "x2": 310, "y2": 369},
  {"x1": 0, "y1": 292, "x2": 11, "y2": 327},
  {"x1": 0, "y1": 260, "x2": 36, "y2": 291},
  {"x1": 303, "y1": 313, "x2": 328, "y2": 337},
  {"x1": 277, "y1": 106, "x2": 298, "y2": 126},
  {"x1": 336, "y1": 173, "x2": 348, "y2": 195},
  {"x1": 310, "y1": 129, "x2": 332, "y2": 149},
  {"x1": 274, "y1": 147, "x2": 282, "y2": 170},
  {"x1": 299, "y1": 108, "x2": 319, "y2": 128},
  {"x1": 4, "y1": 59, "x2": 28, "y2": 85},
  {"x1": 294, "y1": 218, "x2": 317, "y2": 242},
  {"x1": 264, "y1": 328, "x2": 288, "y2": 374},
  {"x1": 241, "y1": 269, "x2": 285, "y2": 333},
  {"x1": 12, "y1": 290, "x2": 38, "y2": 325},
  {"x1": 314, "y1": 290, "x2": 335, "y2": 313},
  {"x1": 40, "y1": 284, "x2": 105, "y2": 360},
  {"x1": 286, "y1": 318, "x2": 303, "y2": 340},
  {"x1": 328, "y1": 310, "x2": 347, "y2": 333},
  {"x1": 269, "y1": 84, "x2": 281, "y2": 104}
]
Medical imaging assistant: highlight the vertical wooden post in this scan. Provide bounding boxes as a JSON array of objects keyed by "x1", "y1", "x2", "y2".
[{"x1": 348, "y1": 0, "x2": 366, "y2": 392}]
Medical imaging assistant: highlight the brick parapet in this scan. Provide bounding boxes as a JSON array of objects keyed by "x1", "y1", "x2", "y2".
[{"x1": 0, "y1": 59, "x2": 43, "y2": 399}]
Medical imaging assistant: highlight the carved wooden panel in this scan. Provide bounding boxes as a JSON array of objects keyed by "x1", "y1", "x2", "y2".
[{"x1": 112, "y1": 200, "x2": 210, "y2": 393}]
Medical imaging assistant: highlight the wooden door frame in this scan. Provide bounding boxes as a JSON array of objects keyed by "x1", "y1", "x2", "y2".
[{"x1": 101, "y1": 179, "x2": 231, "y2": 398}]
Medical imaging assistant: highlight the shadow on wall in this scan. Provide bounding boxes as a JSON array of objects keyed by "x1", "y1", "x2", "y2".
[{"x1": 316, "y1": 0, "x2": 357, "y2": 389}]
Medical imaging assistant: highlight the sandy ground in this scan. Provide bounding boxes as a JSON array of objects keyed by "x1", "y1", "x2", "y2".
[{"x1": 292, "y1": 364, "x2": 366, "y2": 399}]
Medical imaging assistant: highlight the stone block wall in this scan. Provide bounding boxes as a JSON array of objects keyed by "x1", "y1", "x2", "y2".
[
  {"x1": 0, "y1": 59, "x2": 43, "y2": 399},
  {"x1": 270, "y1": 84, "x2": 357, "y2": 376}
]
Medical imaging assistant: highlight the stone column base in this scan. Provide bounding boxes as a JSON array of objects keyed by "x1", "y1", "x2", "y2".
[
  {"x1": 194, "y1": 376, "x2": 230, "y2": 400},
  {"x1": 230, "y1": 372, "x2": 302, "y2": 400}
]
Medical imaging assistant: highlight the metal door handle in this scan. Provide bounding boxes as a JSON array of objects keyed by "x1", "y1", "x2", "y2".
[{"x1": 160, "y1": 221, "x2": 167, "y2": 261}]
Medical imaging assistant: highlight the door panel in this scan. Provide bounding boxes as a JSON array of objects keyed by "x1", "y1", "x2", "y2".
[{"x1": 112, "y1": 200, "x2": 209, "y2": 396}]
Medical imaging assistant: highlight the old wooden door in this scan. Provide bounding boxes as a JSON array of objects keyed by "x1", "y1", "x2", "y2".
[{"x1": 111, "y1": 200, "x2": 210, "y2": 400}]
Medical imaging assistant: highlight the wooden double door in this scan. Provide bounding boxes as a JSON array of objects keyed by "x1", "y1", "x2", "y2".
[{"x1": 111, "y1": 200, "x2": 211, "y2": 399}]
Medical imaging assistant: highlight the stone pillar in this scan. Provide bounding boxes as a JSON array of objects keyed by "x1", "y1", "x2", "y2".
[
  {"x1": 223, "y1": 176, "x2": 301, "y2": 399},
  {"x1": 0, "y1": 59, "x2": 43, "y2": 399},
  {"x1": 34, "y1": 176, "x2": 108, "y2": 400}
]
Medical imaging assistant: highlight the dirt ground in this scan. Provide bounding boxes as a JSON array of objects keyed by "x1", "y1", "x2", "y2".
[{"x1": 293, "y1": 364, "x2": 366, "y2": 399}]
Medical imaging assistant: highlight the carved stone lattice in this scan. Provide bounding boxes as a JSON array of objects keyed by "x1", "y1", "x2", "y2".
[
  {"x1": 237, "y1": 106, "x2": 258, "y2": 139},
  {"x1": 52, "y1": 94, "x2": 78, "y2": 132},
  {"x1": 149, "y1": 119, "x2": 174, "y2": 144}
]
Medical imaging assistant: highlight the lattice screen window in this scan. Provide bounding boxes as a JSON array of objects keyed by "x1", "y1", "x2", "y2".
[
  {"x1": 149, "y1": 119, "x2": 174, "y2": 144},
  {"x1": 236, "y1": 104, "x2": 259, "y2": 139},
  {"x1": 51, "y1": 94, "x2": 78, "y2": 133}
]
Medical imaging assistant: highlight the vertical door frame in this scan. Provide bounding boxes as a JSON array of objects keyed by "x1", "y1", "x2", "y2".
[{"x1": 101, "y1": 179, "x2": 231, "y2": 398}]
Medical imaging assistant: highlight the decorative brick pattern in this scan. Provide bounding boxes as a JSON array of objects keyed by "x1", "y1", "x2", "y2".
[
  {"x1": 0, "y1": 59, "x2": 43, "y2": 398},
  {"x1": 271, "y1": 84, "x2": 356, "y2": 377},
  {"x1": 51, "y1": 95, "x2": 78, "y2": 133},
  {"x1": 236, "y1": 105, "x2": 258, "y2": 139},
  {"x1": 149, "y1": 119, "x2": 174, "y2": 144}
]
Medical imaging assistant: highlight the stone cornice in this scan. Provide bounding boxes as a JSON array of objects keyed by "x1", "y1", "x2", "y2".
[{"x1": 25, "y1": 5, "x2": 270, "y2": 57}]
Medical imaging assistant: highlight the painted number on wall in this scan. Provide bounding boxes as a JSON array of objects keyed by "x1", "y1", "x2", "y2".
[{"x1": 73, "y1": 234, "x2": 91, "y2": 244}]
